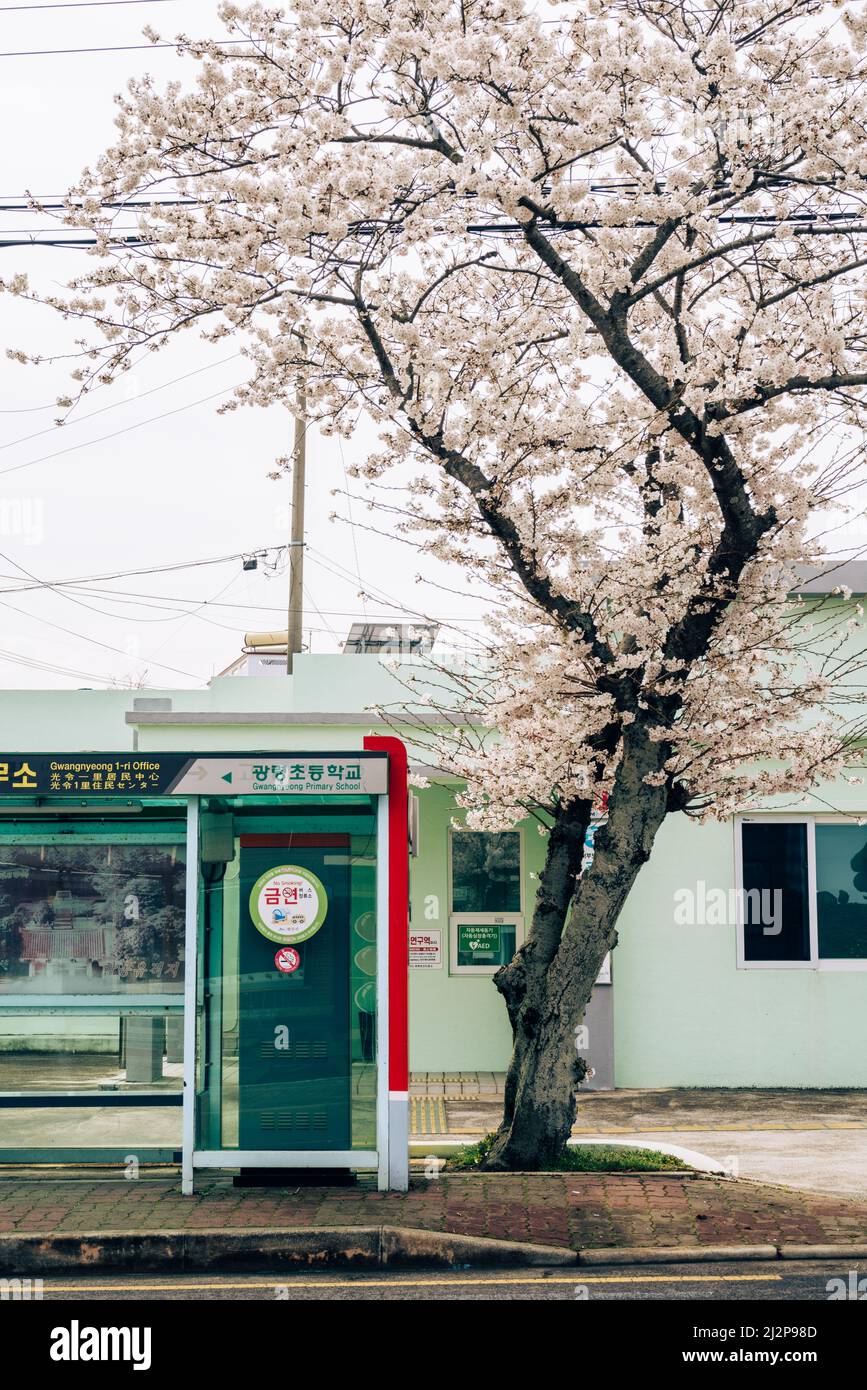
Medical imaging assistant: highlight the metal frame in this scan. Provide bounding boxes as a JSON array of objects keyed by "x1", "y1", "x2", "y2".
[
  {"x1": 0, "y1": 1149, "x2": 181, "y2": 1164},
  {"x1": 447, "y1": 825, "x2": 524, "y2": 975},
  {"x1": 0, "y1": 746, "x2": 410, "y2": 1186},
  {"x1": 0, "y1": 996, "x2": 183, "y2": 1011},
  {"x1": 186, "y1": 792, "x2": 390, "y2": 1186},
  {"x1": 0, "y1": 1091, "x2": 180, "y2": 1107},
  {"x1": 183, "y1": 754, "x2": 409, "y2": 1193},
  {"x1": 735, "y1": 814, "x2": 867, "y2": 971},
  {"x1": 376, "y1": 788, "x2": 390, "y2": 1189},
  {"x1": 192, "y1": 1149, "x2": 378, "y2": 1169},
  {"x1": 448, "y1": 913, "x2": 525, "y2": 976},
  {"x1": 181, "y1": 796, "x2": 199, "y2": 1194}
]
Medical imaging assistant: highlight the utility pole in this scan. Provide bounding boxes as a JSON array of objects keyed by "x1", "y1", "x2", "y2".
[{"x1": 286, "y1": 379, "x2": 306, "y2": 675}]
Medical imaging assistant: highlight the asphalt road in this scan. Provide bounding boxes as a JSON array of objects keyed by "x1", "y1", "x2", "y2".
[{"x1": 22, "y1": 1260, "x2": 865, "y2": 1300}]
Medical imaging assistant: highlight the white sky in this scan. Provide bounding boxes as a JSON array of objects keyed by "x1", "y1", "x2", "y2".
[
  {"x1": 0, "y1": 0, "x2": 489, "y2": 690},
  {"x1": 2, "y1": 1, "x2": 863, "y2": 693}
]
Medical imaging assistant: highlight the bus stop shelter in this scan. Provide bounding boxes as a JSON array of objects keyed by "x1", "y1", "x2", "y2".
[{"x1": 0, "y1": 735, "x2": 409, "y2": 1192}]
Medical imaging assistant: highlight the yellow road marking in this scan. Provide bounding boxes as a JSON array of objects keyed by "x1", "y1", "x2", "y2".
[{"x1": 44, "y1": 1273, "x2": 782, "y2": 1291}]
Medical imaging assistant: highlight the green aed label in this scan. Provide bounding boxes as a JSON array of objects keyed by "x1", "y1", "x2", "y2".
[
  {"x1": 457, "y1": 923, "x2": 502, "y2": 957},
  {"x1": 249, "y1": 864, "x2": 328, "y2": 944}
]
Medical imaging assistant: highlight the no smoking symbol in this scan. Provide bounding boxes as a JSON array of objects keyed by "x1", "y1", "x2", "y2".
[{"x1": 274, "y1": 947, "x2": 301, "y2": 974}]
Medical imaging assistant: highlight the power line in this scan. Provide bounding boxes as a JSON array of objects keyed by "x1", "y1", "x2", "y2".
[
  {"x1": 0, "y1": 38, "x2": 249, "y2": 57},
  {"x1": 0, "y1": 381, "x2": 243, "y2": 476},
  {"x1": 1, "y1": 1, "x2": 177, "y2": 9},
  {"x1": 0, "y1": 645, "x2": 120, "y2": 685},
  {"x1": 0, "y1": 236, "x2": 147, "y2": 248},
  {"x1": 138, "y1": 568, "x2": 242, "y2": 667},
  {"x1": 3, "y1": 579, "x2": 489, "y2": 621},
  {"x1": 0, "y1": 546, "x2": 288, "y2": 595},
  {"x1": 2, "y1": 183, "x2": 866, "y2": 233},
  {"x1": 0, "y1": 351, "x2": 241, "y2": 454},
  {"x1": 0, "y1": 589, "x2": 202, "y2": 680},
  {"x1": 0, "y1": 550, "x2": 203, "y2": 680},
  {"x1": 338, "y1": 433, "x2": 367, "y2": 623},
  {"x1": 306, "y1": 545, "x2": 490, "y2": 648}
]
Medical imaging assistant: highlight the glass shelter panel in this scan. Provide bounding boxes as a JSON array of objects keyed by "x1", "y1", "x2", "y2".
[
  {"x1": 196, "y1": 798, "x2": 378, "y2": 1154},
  {"x1": 0, "y1": 810, "x2": 185, "y2": 1160},
  {"x1": 0, "y1": 819, "x2": 186, "y2": 997}
]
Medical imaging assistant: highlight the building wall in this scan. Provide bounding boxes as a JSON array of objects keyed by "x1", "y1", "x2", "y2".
[
  {"x1": 407, "y1": 783, "x2": 528, "y2": 1072},
  {"x1": 613, "y1": 813, "x2": 867, "y2": 1088},
  {"x1": 1, "y1": 658, "x2": 865, "y2": 1086}
]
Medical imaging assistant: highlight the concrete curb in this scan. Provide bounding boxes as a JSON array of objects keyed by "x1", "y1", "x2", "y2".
[
  {"x1": 3, "y1": 1227, "x2": 866, "y2": 1274},
  {"x1": 779, "y1": 1244, "x2": 867, "y2": 1260},
  {"x1": 0, "y1": 1226, "x2": 578, "y2": 1274},
  {"x1": 579, "y1": 1244, "x2": 778, "y2": 1265}
]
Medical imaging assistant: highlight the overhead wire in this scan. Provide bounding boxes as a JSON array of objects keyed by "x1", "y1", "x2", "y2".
[
  {"x1": 0, "y1": 645, "x2": 120, "y2": 684},
  {"x1": 0, "y1": 381, "x2": 245, "y2": 476},
  {"x1": 337, "y1": 433, "x2": 368, "y2": 624},
  {"x1": 0, "y1": 351, "x2": 242, "y2": 453},
  {"x1": 1, "y1": 1, "x2": 178, "y2": 9},
  {"x1": 306, "y1": 546, "x2": 489, "y2": 650},
  {"x1": 0, "y1": 546, "x2": 288, "y2": 595},
  {"x1": 0, "y1": 38, "x2": 250, "y2": 57},
  {"x1": 137, "y1": 568, "x2": 244, "y2": 666},
  {"x1": 68, "y1": 585, "x2": 490, "y2": 620},
  {"x1": 0, "y1": 553, "x2": 204, "y2": 679}
]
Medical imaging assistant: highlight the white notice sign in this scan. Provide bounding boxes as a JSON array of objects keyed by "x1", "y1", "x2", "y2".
[{"x1": 409, "y1": 929, "x2": 442, "y2": 969}]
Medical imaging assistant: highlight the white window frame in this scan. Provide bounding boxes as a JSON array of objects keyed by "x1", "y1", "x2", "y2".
[
  {"x1": 735, "y1": 815, "x2": 867, "y2": 972},
  {"x1": 448, "y1": 827, "x2": 524, "y2": 976}
]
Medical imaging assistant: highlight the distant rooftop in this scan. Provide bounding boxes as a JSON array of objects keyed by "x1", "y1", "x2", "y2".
[{"x1": 342, "y1": 621, "x2": 439, "y2": 655}]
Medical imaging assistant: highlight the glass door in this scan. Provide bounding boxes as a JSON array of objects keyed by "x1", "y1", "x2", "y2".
[{"x1": 195, "y1": 797, "x2": 378, "y2": 1158}]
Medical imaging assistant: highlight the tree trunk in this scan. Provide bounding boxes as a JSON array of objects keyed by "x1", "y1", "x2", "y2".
[
  {"x1": 496, "y1": 797, "x2": 590, "y2": 1135},
  {"x1": 483, "y1": 727, "x2": 671, "y2": 1170}
]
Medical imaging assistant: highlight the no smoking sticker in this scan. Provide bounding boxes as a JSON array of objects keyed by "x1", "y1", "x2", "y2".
[
  {"x1": 249, "y1": 863, "x2": 328, "y2": 944},
  {"x1": 274, "y1": 946, "x2": 301, "y2": 974}
]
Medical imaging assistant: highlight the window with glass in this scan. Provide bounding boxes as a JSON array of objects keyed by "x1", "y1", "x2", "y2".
[
  {"x1": 738, "y1": 819, "x2": 867, "y2": 967},
  {"x1": 449, "y1": 829, "x2": 523, "y2": 974}
]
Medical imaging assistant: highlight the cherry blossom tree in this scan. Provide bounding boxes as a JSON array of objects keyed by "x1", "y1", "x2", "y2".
[{"x1": 6, "y1": 0, "x2": 867, "y2": 1167}]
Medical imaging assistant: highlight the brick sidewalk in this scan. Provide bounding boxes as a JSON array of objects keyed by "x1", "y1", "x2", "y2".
[{"x1": 1, "y1": 1173, "x2": 866, "y2": 1250}]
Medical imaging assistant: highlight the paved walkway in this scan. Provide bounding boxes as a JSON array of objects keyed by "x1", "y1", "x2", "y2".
[
  {"x1": 428, "y1": 1087, "x2": 867, "y2": 1199},
  {"x1": 0, "y1": 1172, "x2": 866, "y2": 1251},
  {"x1": 411, "y1": 1080, "x2": 867, "y2": 1128}
]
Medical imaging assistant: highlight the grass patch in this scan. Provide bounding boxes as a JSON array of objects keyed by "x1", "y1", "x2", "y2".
[{"x1": 445, "y1": 1135, "x2": 689, "y2": 1173}]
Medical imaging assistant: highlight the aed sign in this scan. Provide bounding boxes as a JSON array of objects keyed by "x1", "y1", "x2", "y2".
[
  {"x1": 249, "y1": 864, "x2": 328, "y2": 944},
  {"x1": 457, "y1": 923, "x2": 501, "y2": 957}
]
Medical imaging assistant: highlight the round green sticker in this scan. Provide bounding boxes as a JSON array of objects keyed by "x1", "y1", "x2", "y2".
[{"x1": 248, "y1": 864, "x2": 328, "y2": 944}]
